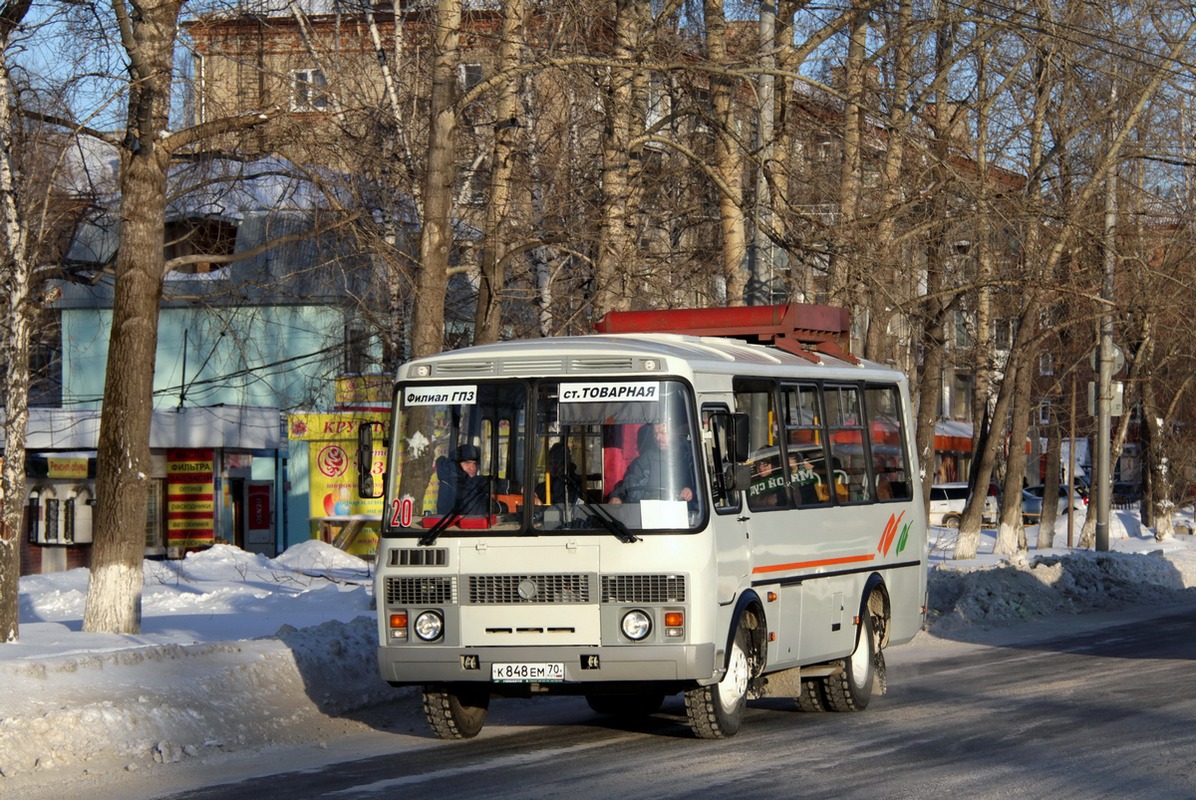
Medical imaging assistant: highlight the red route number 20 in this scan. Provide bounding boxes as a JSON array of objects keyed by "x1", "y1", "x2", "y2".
[{"x1": 390, "y1": 497, "x2": 414, "y2": 527}]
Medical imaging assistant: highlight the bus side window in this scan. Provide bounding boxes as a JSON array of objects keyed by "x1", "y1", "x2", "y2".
[
  {"x1": 826, "y1": 384, "x2": 872, "y2": 503},
  {"x1": 735, "y1": 380, "x2": 792, "y2": 512},
  {"x1": 865, "y1": 385, "x2": 912, "y2": 500},
  {"x1": 783, "y1": 384, "x2": 831, "y2": 506},
  {"x1": 702, "y1": 407, "x2": 740, "y2": 513}
]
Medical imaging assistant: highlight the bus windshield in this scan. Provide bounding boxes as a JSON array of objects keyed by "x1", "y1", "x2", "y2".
[{"x1": 382, "y1": 378, "x2": 705, "y2": 537}]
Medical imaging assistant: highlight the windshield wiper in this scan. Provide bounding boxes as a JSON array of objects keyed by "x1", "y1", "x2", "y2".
[
  {"x1": 418, "y1": 479, "x2": 491, "y2": 546},
  {"x1": 561, "y1": 473, "x2": 639, "y2": 543}
]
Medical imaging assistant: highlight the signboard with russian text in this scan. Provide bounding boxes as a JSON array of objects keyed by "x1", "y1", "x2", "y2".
[
  {"x1": 288, "y1": 412, "x2": 384, "y2": 556},
  {"x1": 166, "y1": 448, "x2": 215, "y2": 547}
]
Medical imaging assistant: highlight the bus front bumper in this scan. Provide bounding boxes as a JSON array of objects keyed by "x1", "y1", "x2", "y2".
[{"x1": 378, "y1": 642, "x2": 716, "y2": 686}]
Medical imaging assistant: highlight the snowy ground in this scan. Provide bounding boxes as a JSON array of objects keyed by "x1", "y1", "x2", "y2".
[{"x1": 3, "y1": 507, "x2": 1196, "y2": 793}]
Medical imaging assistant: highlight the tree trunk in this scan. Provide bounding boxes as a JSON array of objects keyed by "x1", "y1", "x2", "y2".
[
  {"x1": 705, "y1": 0, "x2": 747, "y2": 305},
  {"x1": 474, "y1": 0, "x2": 526, "y2": 344},
  {"x1": 83, "y1": 0, "x2": 183, "y2": 635},
  {"x1": 0, "y1": 0, "x2": 33, "y2": 643},
  {"x1": 410, "y1": 0, "x2": 462, "y2": 358},
  {"x1": 1037, "y1": 411, "x2": 1062, "y2": 549},
  {"x1": 593, "y1": 0, "x2": 641, "y2": 317},
  {"x1": 994, "y1": 346, "x2": 1033, "y2": 555},
  {"x1": 827, "y1": 0, "x2": 867, "y2": 308}
]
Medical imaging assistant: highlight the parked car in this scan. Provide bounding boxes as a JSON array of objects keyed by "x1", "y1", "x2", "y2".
[
  {"x1": 929, "y1": 482, "x2": 999, "y2": 528},
  {"x1": 1021, "y1": 484, "x2": 1087, "y2": 524}
]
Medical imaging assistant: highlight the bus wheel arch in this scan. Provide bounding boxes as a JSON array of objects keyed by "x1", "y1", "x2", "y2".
[
  {"x1": 860, "y1": 575, "x2": 892, "y2": 649},
  {"x1": 684, "y1": 598, "x2": 765, "y2": 739},
  {"x1": 824, "y1": 582, "x2": 889, "y2": 712}
]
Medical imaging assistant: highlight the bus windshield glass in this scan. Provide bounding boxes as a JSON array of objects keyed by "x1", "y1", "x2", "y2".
[{"x1": 382, "y1": 378, "x2": 704, "y2": 537}]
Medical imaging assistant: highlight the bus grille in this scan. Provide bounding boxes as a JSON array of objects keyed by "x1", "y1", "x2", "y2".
[
  {"x1": 467, "y1": 574, "x2": 591, "y2": 604},
  {"x1": 386, "y1": 576, "x2": 456, "y2": 605},
  {"x1": 601, "y1": 574, "x2": 687, "y2": 603},
  {"x1": 389, "y1": 548, "x2": 448, "y2": 567}
]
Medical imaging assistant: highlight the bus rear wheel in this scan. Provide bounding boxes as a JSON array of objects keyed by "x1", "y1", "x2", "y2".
[
  {"x1": 823, "y1": 611, "x2": 877, "y2": 712},
  {"x1": 422, "y1": 683, "x2": 490, "y2": 739},
  {"x1": 685, "y1": 620, "x2": 750, "y2": 739},
  {"x1": 794, "y1": 678, "x2": 827, "y2": 712}
]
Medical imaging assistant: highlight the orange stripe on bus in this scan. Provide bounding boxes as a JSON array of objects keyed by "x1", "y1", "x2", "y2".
[{"x1": 752, "y1": 553, "x2": 876, "y2": 574}]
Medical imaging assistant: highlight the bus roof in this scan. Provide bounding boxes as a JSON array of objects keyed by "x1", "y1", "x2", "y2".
[{"x1": 398, "y1": 331, "x2": 904, "y2": 384}]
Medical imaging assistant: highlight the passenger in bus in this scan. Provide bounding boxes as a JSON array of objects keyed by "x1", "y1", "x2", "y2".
[
  {"x1": 609, "y1": 423, "x2": 695, "y2": 504},
  {"x1": 748, "y1": 455, "x2": 787, "y2": 507},
  {"x1": 435, "y1": 444, "x2": 493, "y2": 516},
  {"x1": 789, "y1": 453, "x2": 823, "y2": 505},
  {"x1": 536, "y1": 443, "x2": 580, "y2": 505}
]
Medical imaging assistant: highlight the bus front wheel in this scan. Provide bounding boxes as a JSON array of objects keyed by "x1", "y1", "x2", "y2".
[
  {"x1": 422, "y1": 683, "x2": 490, "y2": 739},
  {"x1": 685, "y1": 620, "x2": 750, "y2": 738}
]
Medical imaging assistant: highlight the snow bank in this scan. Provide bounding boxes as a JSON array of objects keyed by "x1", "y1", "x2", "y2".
[
  {"x1": 4, "y1": 533, "x2": 1196, "y2": 782},
  {"x1": 928, "y1": 546, "x2": 1196, "y2": 635}
]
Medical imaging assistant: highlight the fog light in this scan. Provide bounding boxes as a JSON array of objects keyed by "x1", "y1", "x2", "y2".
[
  {"x1": 414, "y1": 610, "x2": 444, "y2": 641},
  {"x1": 621, "y1": 609, "x2": 652, "y2": 640}
]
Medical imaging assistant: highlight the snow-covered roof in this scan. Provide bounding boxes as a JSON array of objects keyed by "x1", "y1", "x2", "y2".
[{"x1": 3, "y1": 406, "x2": 283, "y2": 450}]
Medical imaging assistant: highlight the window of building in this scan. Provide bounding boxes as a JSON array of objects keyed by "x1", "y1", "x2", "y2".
[
  {"x1": 1039, "y1": 352, "x2": 1054, "y2": 376},
  {"x1": 1038, "y1": 399, "x2": 1052, "y2": 426},
  {"x1": 994, "y1": 318, "x2": 1015, "y2": 350},
  {"x1": 291, "y1": 68, "x2": 329, "y2": 112},
  {"x1": 954, "y1": 310, "x2": 974, "y2": 350},
  {"x1": 345, "y1": 320, "x2": 369, "y2": 374},
  {"x1": 145, "y1": 478, "x2": 164, "y2": 550},
  {"x1": 646, "y1": 71, "x2": 671, "y2": 130},
  {"x1": 459, "y1": 63, "x2": 483, "y2": 92}
]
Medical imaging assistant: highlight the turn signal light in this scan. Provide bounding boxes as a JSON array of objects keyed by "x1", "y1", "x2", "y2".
[{"x1": 389, "y1": 611, "x2": 409, "y2": 642}]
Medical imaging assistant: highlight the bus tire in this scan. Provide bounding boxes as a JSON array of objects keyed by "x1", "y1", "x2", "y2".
[
  {"x1": 586, "y1": 692, "x2": 665, "y2": 717},
  {"x1": 685, "y1": 620, "x2": 750, "y2": 738},
  {"x1": 823, "y1": 611, "x2": 876, "y2": 712},
  {"x1": 422, "y1": 683, "x2": 490, "y2": 739},
  {"x1": 794, "y1": 678, "x2": 827, "y2": 712}
]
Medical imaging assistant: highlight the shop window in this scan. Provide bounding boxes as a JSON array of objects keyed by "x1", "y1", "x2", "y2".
[{"x1": 145, "y1": 479, "x2": 164, "y2": 550}]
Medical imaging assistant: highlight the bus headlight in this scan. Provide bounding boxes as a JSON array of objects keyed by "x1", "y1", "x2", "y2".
[
  {"x1": 414, "y1": 610, "x2": 444, "y2": 641},
  {"x1": 621, "y1": 609, "x2": 652, "y2": 641}
]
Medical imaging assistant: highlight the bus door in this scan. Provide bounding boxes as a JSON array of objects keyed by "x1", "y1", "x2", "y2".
[{"x1": 703, "y1": 403, "x2": 750, "y2": 604}]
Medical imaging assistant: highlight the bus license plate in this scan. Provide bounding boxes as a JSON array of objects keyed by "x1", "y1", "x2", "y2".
[{"x1": 491, "y1": 662, "x2": 565, "y2": 683}]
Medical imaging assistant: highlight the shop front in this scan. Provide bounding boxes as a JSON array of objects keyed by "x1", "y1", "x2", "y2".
[{"x1": 9, "y1": 406, "x2": 284, "y2": 575}]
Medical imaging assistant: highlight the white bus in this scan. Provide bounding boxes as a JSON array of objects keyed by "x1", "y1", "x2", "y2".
[{"x1": 365, "y1": 304, "x2": 927, "y2": 739}]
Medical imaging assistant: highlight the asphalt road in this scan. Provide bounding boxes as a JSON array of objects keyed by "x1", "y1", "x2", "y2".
[{"x1": 146, "y1": 607, "x2": 1196, "y2": 800}]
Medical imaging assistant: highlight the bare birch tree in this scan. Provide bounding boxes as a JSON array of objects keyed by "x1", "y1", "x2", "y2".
[{"x1": 0, "y1": 0, "x2": 32, "y2": 643}]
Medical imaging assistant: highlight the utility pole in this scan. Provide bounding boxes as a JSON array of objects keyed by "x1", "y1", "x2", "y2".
[
  {"x1": 752, "y1": 0, "x2": 776, "y2": 306},
  {"x1": 1095, "y1": 85, "x2": 1117, "y2": 553}
]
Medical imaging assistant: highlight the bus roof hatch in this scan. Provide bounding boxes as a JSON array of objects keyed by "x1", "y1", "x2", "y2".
[{"x1": 592, "y1": 304, "x2": 859, "y2": 364}]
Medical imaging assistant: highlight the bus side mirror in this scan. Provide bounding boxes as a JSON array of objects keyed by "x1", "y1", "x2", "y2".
[
  {"x1": 730, "y1": 413, "x2": 750, "y2": 463},
  {"x1": 357, "y1": 423, "x2": 383, "y2": 498}
]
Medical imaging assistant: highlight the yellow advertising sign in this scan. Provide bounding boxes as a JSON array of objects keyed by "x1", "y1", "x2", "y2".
[
  {"x1": 48, "y1": 457, "x2": 89, "y2": 479},
  {"x1": 167, "y1": 448, "x2": 215, "y2": 547},
  {"x1": 335, "y1": 375, "x2": 392, "y2": 406},
  {"x1": 290, "y1": 412, "x2": 385, "y2": 556},
  {"x1": 288, "y1": 413, "x2": 388, "y2": 442}
]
